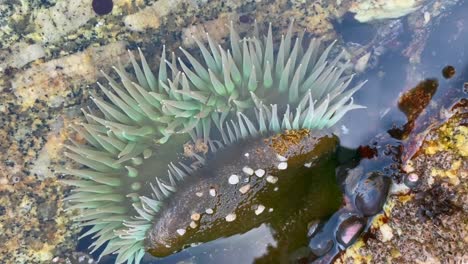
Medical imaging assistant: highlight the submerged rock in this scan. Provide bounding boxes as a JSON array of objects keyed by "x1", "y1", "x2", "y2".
[{"x1": 354, "y1": 172, "x2": 391, "y2": 216}]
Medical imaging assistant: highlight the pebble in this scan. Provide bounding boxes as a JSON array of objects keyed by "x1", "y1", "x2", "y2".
[
  {"x1": 225, "y1": 213, "x2": 236, "y2": 222},
  {"x1": 195, "y1": 192, "x2": 203, "y2": 197},
  {"x1": 189, "y1": 221, "x2": 198, "y2": 229},
  {"x1": 239, "y1": 184, "x2": 251, "y2": 194},
  {"x1": 205, "y1": 208, "x2": 214, "y2": 214},
  {"x1": 242, "y1": 166, "x2": 254, "y2": 175},
  {"x1": 176, "y1": 229, "x2": 186, "y2": 236},
  {"x1": 304, "y1": 162, "x2": 312, "y2": 168},
  {"x1": 255, "y1": 204, "x2": 265, "y2": 215},
  {"x1": 228, "y1": 174, "x2": 240, "y2": 184},
  {"x1": 266, "y1": 175, "x2": 278, "y2": 184},
  {"x1": 255, "y1": 169, "x2": 265, "y2": 177},
  {"x1": 278, "y1": 162, "x2": 288, "y2": 170}
]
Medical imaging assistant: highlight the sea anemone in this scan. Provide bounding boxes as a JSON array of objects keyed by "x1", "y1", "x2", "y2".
[{"x1": 61, "y1": 21, "x2": 366, "y2": 264}]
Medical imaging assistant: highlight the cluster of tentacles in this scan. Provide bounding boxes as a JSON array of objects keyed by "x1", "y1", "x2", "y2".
[{"x1": 60, "y1": 21, "x2": 366, "y2": 264}]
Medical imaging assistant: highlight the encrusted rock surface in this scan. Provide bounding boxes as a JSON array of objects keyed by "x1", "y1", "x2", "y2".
[{"x1": 337, "y1": 115, "x2": 467, "y2": 264}]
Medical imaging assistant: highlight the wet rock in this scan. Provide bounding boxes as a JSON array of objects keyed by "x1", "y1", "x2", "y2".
[
  {"x1": 308, "y1": 229, "x2": 334, "y2": 257},
  {"x1": 307, "y1": 219, "x2": 321, "y2": 238},
  {"x1": 37, "y1": 201, "x2": 57, "y2": 221},
  {"x1": 354, "y1": 172, "x2": 390, "y2": 216},
  {"x1": 336, "y1": 216, "x2": 366, "y2": 247}
]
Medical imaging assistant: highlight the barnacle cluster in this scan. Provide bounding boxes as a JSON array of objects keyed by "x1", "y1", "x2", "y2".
[{"x1": 61, "y1": 21, "x2": 365, "y2": 263}]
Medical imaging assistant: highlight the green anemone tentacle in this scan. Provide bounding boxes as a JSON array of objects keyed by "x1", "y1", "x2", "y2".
[{"x1": 61, "y1": 21, "x2": 366, "y2": 264}]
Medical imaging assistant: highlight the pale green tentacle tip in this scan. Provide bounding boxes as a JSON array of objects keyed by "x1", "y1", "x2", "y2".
[
  {"x1": 131, "y1": 182, "x2": 142, "y2": 191},
  {"x1": 132, "y1": 157, "x2": 143, "y2": 165},
  {"x1": 143, "y1": 149, "x2": 153, "y2": 159},
  {"x1": 126, "y1": 166, "x2": 139, "y2": 177},
  {"x1": 126, "y1": 193, "x2": 140, "y2": 202}
]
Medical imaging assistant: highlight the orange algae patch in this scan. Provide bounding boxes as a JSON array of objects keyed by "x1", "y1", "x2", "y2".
[{"x1": 268, "y1": 129, "x2": 311, "y2": 155}]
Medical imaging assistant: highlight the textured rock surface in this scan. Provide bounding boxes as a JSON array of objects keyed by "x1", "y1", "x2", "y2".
[{"x1": 337, "y1": 115, "x2": 467, "y2": 264}]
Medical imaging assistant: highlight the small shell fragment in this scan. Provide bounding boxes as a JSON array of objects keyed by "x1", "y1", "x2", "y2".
[
  {"x1": 239, "y1": 184, "x2": 251, "y2": 194},
  {"x1": 205, "y1": 208, "x2": 214, "y2": 214},
  {"x1": 228, "y1": 174, "x2": 240, "y2": 184},
  {"x1": 195, "y1": 192, "x2": 203, "y2": 197},
  {"x1": 255, "y1": 204, "x2": 265, "y2": 215},
  {"x1": 225, "y1": 213, "x2": 237, "y2": 222},
  {"x1": 278, "y1": 162, "x2": 288, "y2": 170},
  {"x1": 176, "y1": 229, "x2": 186, "y2": 236},
  {"x1": 266, "y1": 175, "x2": 278, "y2": 184},
  {"x1": 189, "y1": 221, "x2": 198, "y2": 229},
  {"x1": 209, "y1": 188, "x2": 216, "y2": 197},
  {"x1": 255, "y1": 169, "x2": 265, "y2": 177}
]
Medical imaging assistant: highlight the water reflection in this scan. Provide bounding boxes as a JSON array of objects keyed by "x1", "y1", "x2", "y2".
[{"x1": 154, "y1": 224, "x2": 277, "y2": 264}]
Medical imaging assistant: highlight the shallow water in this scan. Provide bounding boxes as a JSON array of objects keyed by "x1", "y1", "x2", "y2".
[
  {"x1": 1, "y1": 1, "x2": 467, "y2": 264},
  {"x1": 70, "y1": 1, "x2": 468, "y2": 263}
]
